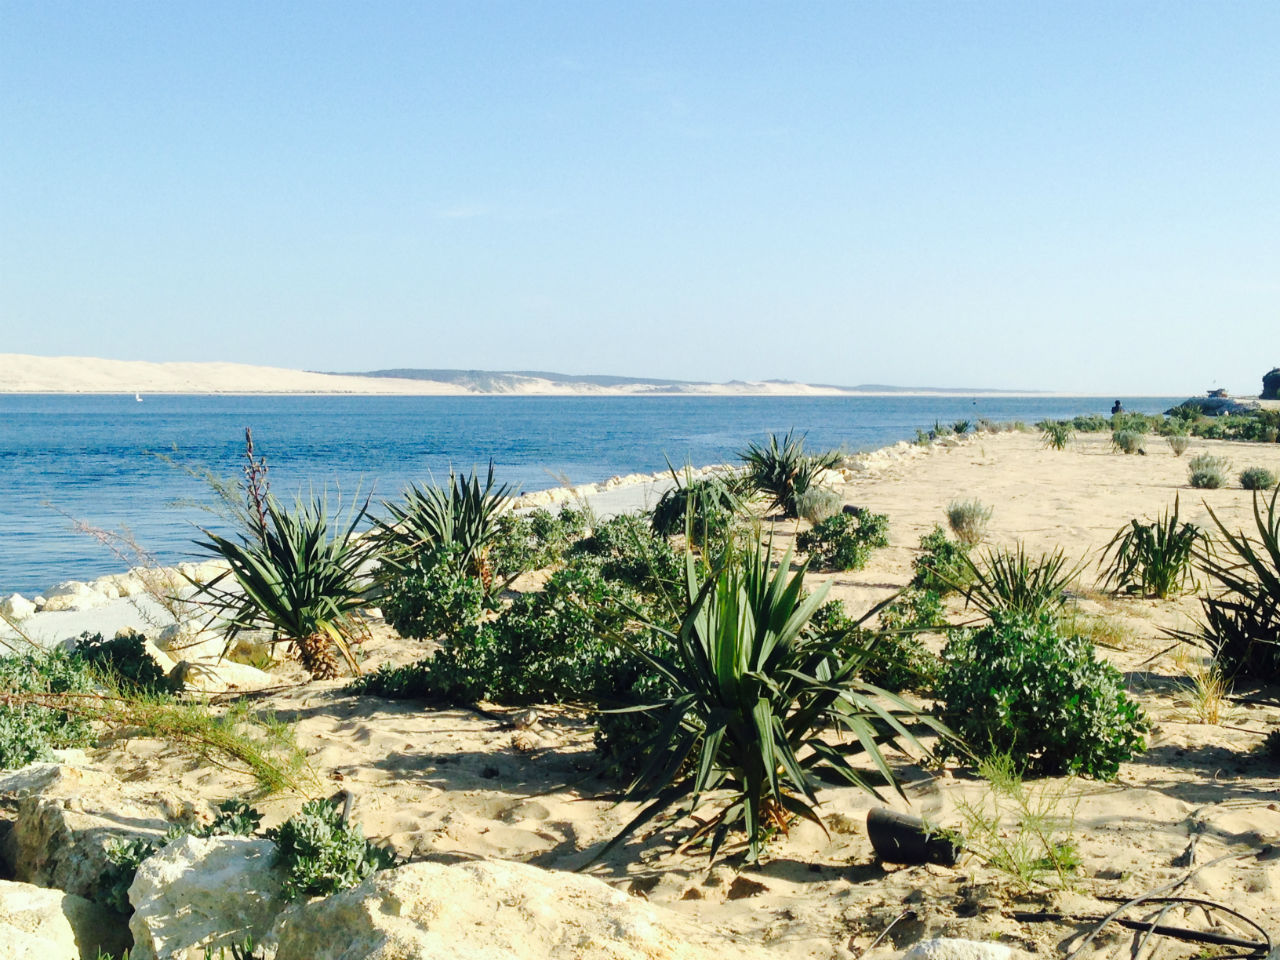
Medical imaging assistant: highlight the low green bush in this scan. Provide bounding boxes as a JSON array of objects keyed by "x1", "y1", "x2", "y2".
[
  {"x1": 269, "y1": 797, "x2": 397, "y2": 900},
  {"x1": 490, "y1": 505, "x2": 589, "y2": 575},
  {"x1": 946, "y1": 498, "x2": 992, "y2": 547},
  {"x1": 351, "y1": 562, "x2": 665, "y2": 706},
  {"x1": 1188, "y1": 453, "x2": 1231, "y2": 489},
  {"x1": 1240, "y1": 466, "x2": 1278, "y2": 491},
  {"x1": 936, "y1": 613, "x2": 1148, "y2": 779},
  {"x1": 795, "y1": 487, "x2": 842, "y2": 524},
  {"x1": 570, "y1": 513, "x2": 682, "y2": 593},
  {"x1": 380, "y1": 544, "x2": 486, "y2": 641},
  {"x1": 816, "y1": 593, "x2": 942, "y2": 692},
  {"x1": 1111, "y1": 430, "x2": 1145, "y2": 455},
  {"x1": 911, "y1": 526, "x2": 972, "y2": 594},
  {"x1": 650, "y1": 475, "x2": 744, "y2": 541},
  {"x1": 796, "y1": 508, "x2": 889, "y2": 571},
  {"x1": 1167, "y1": 435, "x2": 1191, "y2": 457},
  {"x1": 1071, "y1": 414, "x2": 1110, "y2": 432},
  {"x1": 0, "y1": 650, "x2": 96, "y2": 770}
]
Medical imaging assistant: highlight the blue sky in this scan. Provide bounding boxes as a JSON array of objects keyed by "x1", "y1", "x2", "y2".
[{"x1": 2, "y1": 2, "x2": 1277, "y2": 393}]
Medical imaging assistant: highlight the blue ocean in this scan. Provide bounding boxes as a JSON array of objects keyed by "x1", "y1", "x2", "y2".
[{"x1": 0, "y1": 394, "x2": 1179, "y2": 596}]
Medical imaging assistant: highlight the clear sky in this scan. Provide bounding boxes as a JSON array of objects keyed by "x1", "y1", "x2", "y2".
[{"x1": 2, "y1": 2, "x2": 1277, "y2": 394}]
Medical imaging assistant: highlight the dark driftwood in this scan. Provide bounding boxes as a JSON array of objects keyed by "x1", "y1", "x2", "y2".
[{"x1": 865, "y1": 807, "x2": 960, "y2": 866}]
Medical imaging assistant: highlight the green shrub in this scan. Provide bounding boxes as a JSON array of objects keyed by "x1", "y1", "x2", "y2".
[
  {"x1": 1167, "y1": 435, "x2": 1191, "y2": 457},
  {"x1": 1097, "y1": 496, "x2": 1204, "y2": 599},
  {"x1": 1111, "y1": 430, "x2": 1144, "y2": 455},
  {"x1": 794, "y1": 487, "x2": 843, "y2": 524},
  {"x1": 739, "y1": 430, "x2": 840, "y2": 518},
  {"x1": 490, "y1": 505, "x2": 588, "y2": 575},
  {"x1": 963, "y1": 544, "x2": 1077, "y2": 619},
  {"x1": 911, "y1": 526, "x2": 972, "y2": 594},
  {"x1": 599, "y1": 543, "x2": 945, "y2": 863},
  {"x1": 1071, "y1": 415, "x2": 1110, "y2": 432},
  {"x1": 1188, "y1": 453, "x2": 1230, "y2": 489},
  {"x1": 952, "y1": 420, "x2": 972, "y2": 435},
  {"x1": 1040, "y1": 421, "x2": 1073, "y2": 451},
  {"x1": 0, "y1": 650, "x2": 96, "y2": 770},
  {"x1": 946, "y1": 498, "x2": 992, "y2": 547},
  {"x1": 570, "y1": 513, "x2": 682, "y2": 593},
  {"x1": 936, "y1": 613, "x2": 1148, "y2": 779},
  {"x1": 816, "y1": 593, "x2": 943, "y2": 692},
  {"x1": 1111, "y1": 412, "x2": 1155, "y2": 434},
  {"x1": 380, "y1": 544, "x2": 486, "y2": 641},
  {"x1": 351, "y1": 562, "x2": 664, "y2": 706},
  {"x1": 1240, "y1": 467, "x2": 1278, "y2": 491},
  {"x1": 269, "y1": 798, "x2": 396, "y2": 900},
  {"x1": 796, "y1": 508, "x2": 889, "y2": 571},
  {"x1": 74, "y1": 630, "x2": 180, "y2": 695}
]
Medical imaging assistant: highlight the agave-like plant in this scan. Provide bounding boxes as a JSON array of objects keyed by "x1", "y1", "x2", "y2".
[
  {"x1": 598, "y1": 541, "x2": 947, "y2": 863},
  {"x1": 1040, "y1": 420, "x2": 1072, "y2": 451},
  {"x1": 739, "y1": 430, "x2": 840, "y2": 519},
  {"x1": 650, "y1": 467, "x2": 747, "y2": 541},
  {"x1": 376, "y1": 463, "x2": 512, "y2": 591},
  {"x1": 1186, "y1": 485, "x2": 1280, "y2": 679},
  {"x1": 1097, "y1": 496, "x2": 1205, "y2": 599},
  {"x1": 195, "y1": 493, "x2": 378, "y2": 678},
  {"x1": 962, "y1": 543, "x2": 1080, "y2": 620}
]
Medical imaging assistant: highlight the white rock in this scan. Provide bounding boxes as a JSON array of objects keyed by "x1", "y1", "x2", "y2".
[
  {"x1": 1, "y1": 593, "x2": 37, "y2": 620},
  {"x1": 170, "y1": 658, "x2": 276, "y2": 693},
  {"x1": 2, "y1": 765, "x2": 173, "y2": 906},
  {"x1": 268, "y1": 859, "x2": 772, "y2": 960},
  {"x1": 156, "y1": 624, "x2": 226, "y2": 660},
  {"x1": 89, "y1": 577, "x2": 122, "y2": 600},
  {"x1": 905, "y1": 938, "x2": 1022, "y2": 960},
  {"x1": 0, "y1": 877, "x2": 128, "y2": 960},
  {"x1": 40, "y1": 582, "x2": 110, "y2": 613},
  {"x1": 129, "y1": 835, "x2": 286, "y2": 960}
]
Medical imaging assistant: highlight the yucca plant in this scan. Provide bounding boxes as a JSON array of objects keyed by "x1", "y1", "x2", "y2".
[
  {"x1": 195, "y1": 493, "x2": 377, "y2": 678},
  {"x1": 650, "y1": 469, "x2": 747, "y2": 541},
  {"x1": 739, "y1": 430, "x2": 841, "y2": 519},
  {"x1": 1040, "y1": 421, "x2": 1072, "y2": 451},
  {"x1": 598, "y1": 541, "x2": 947, "y2": 863},
  {"x1": 376, "y1": 463, "x2": 512, "y2": 592},
  {"x1": 1097, "y1": 496, "x2": 1206, "y2": 599},
  {"x1": 1185, "y1": 486, "x2": 1280, "y2": 680},
  {"x1": 962, "y1": 543, "x2": 1079, "y2": 619}
]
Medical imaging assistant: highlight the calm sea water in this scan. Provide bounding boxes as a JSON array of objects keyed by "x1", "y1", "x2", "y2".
[{"x1": 0, "y1": 394, "x2": 1179, "y2": 596}]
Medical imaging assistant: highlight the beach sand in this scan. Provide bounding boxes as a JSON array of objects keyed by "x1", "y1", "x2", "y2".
[{"x1": 10, "y1": 430, "x2": 1280, "y2": 959}]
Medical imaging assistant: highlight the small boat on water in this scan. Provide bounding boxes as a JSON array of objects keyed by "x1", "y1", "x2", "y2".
[{"x1": 134, "y1": 393, "x2": 143, "y2": 402}]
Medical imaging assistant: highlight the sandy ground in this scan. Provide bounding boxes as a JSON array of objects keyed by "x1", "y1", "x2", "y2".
[{"x1": 15, "y1": 430, "x2": 1280, "y2": 959}]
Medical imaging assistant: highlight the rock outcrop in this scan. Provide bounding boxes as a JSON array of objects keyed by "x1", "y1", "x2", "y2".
[
  {"x1": 0, "y1": 878, "x2": 128, "y2": 960},
  {"x1": 0, "y1": 764, "x2": 178, "y2": 905},
  {"x1": 268, "y1": 859, "x2": 772, "y2": 960},
  {"x1": 129, "y1": 835, "x2": 286, "y2": 960}
]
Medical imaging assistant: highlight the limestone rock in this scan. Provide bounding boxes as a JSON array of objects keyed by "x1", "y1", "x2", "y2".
[
  {"x1": 40, "y1": 582, "x2": 110, "y2": 613},
  {"x1": 0, "y1": 878, "x2": 128, "y2": 960},
  {"x1": 269, "y1": 859, "x2": 772, "y2": 960},
  {"x1": 156, "y1": 624, "x2": 226, "y2": 660},
  {"x1": 169, "y1": 657, "x2": 276, "y2": 693},
  {"x1": 904, "y1": 938, "x2": 1023, "y2": 960},
  {"x1": 129, "y1": 835, "x2": 286, "y2": 960},
  {"x1": 2, "y1": 764, "x2": 171, "y2": 905},
  {"x1": 1, "y1": 593, "x2": 37, "y2": 620}
]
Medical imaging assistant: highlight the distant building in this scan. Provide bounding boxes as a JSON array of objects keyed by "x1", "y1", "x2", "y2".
[{"x1": 1208, "y1": 388, "x2": 1229, "y2": 398}]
